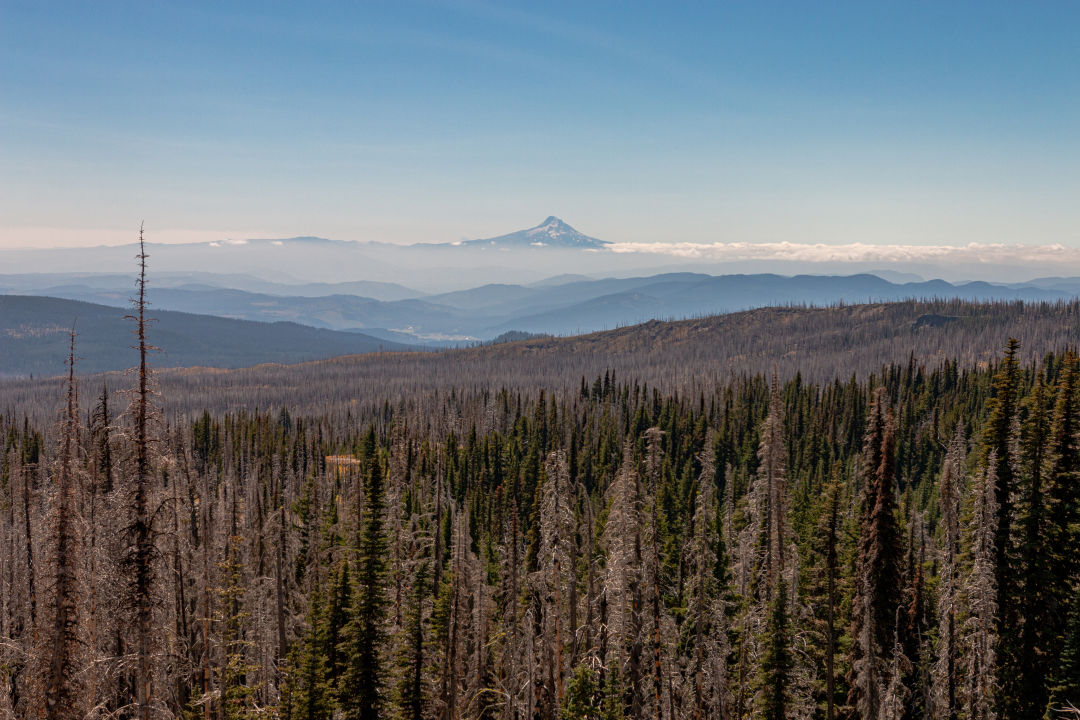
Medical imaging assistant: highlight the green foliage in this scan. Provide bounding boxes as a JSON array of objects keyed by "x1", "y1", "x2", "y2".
[
  {"x1": 8, "y1": 334, "x2": 1080, "y2": 718},
  {"x1": 562, "y1": 665, "x2": 601, "y2": 720},
  {"x1": 757, "y1": 580, "x2": 792, "y2": 720},
  {"x1": 338, "y1": 430, "x2": 388, "y2": 720}
]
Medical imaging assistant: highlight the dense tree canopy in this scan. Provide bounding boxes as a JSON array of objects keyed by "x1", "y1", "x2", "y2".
[{"x1": 2, "y1": 330, "x2": 1080, "y2": 719}]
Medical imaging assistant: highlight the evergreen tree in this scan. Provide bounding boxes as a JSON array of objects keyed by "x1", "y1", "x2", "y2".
[
  {"x1": 757, "y1": 579, "x2": 792, "y2": 720},
  {"x1": 562, "y1": 665, "x2": 601, "y2": 720},
  {"x1": 218, "y1": 534, "x2": 268, "y2": 720},
  {"x1": 324, "y1": 562, "x2": 352, "y2": 691},
  {"x1": 1008, "y1": 373, "x2": 1053, "y2": 719},
  {"x1": 286, "y1": 588, "x2": 332, "y2": 720},
  {"x1": 398, "y1": 560, "x2": 429, "y2": 720},
  {"x1": 340, "y1": 431, "x2": 388, "y2": 720},
  {"x1": 849, "y1": 389, "x2": 903, "y2": 719},
  {"x1": 1047, "y1": 354, "x2": 1080, "y2": 623},
  {"x1": 1048, "y1": 587, "x2": 1080, "y2": 716},
  {"x1": 1043, "y1": 352, "x2": 1080, "y2": 717},
  {"x1": 981, "y1": 339, "x2": 1020, "y2": 636}
]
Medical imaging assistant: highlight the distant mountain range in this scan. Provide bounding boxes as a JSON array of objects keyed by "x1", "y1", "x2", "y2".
[
  {"x1": 0, "y1": 295, "x2": 413, "y2": 378},
  {"x1": 5, "y1": 217, "x2": 1079, "y2": 288},
  {"x1": 5, "y1": 269, "x2": 1078, "y2": 347},
  {"x1": 0, "y1": 271, "x2": 423, "y2": 302}
]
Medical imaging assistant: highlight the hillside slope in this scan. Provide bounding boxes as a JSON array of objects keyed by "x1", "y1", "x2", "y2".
[
  {"x1": 0, "y1": 295, "x2": 414, "y2": 377},
  {"x1": 4, "y1": 299, "x2": 1075, "y2": 417}
]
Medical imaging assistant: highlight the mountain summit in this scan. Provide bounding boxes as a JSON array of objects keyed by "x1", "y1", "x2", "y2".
[{"x1": 462, "y1": 217, "x2": 609, "y2": 249}]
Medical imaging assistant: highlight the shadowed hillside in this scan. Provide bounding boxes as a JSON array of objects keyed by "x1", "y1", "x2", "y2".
[{"x1": 0, "y1": 295, "x2": 414, "y2": 377}]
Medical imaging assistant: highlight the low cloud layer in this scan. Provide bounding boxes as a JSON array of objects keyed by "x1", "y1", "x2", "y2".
[
  {"x1": 607, "y1": 241, "x2": 1080, "y2": 277},
  {"x1": 608, "y1": 240, "x2": 1076, "y2": 265}
]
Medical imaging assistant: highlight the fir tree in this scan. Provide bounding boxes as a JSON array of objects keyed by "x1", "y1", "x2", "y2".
[
  {"x1": 562, "y1": 665, "x2": 601, "y2": 720},
  {"x1": 757, "y1": 578, "x2": 792, "y2": 720},
  {"x1": 1048, "y1": 587, "x2": 1080, "y2": 716},
  {"x1": 399, "y1": 560, "x2": 429, "y2": 720},
  {"x1": 849, "y1": 389, "x2": 903, "y2": 719},
  {"x1": 340, "y1": 430, "x2": 388, "y2": 720},
  {"x1": 981, "y1": 339, "x2": 1020, "y2": 637},
  {"x1": 287, "y1": 588, "x2": 332, "y2": 720},
  {"x1": 1008, "y1": 373, "x2": 1054, "y2": 719}
]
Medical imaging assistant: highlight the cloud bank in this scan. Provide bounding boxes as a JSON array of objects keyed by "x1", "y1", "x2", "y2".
[{"x1": 607, "y1": 240, "x2": 1080, "y2": 270}]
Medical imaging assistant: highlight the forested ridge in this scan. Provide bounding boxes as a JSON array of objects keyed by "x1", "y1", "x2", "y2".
[
  {"x1": 4, "y1": 298, "x2": 1080, "y2": 420},
  {"x1": 2, "y1": 247, "x2": 1080, "y2": 719}
]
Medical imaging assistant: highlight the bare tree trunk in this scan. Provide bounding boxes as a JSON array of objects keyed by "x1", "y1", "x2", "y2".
[{"x1": 126, "y1": 225, "x2": 156, "y2": 720}]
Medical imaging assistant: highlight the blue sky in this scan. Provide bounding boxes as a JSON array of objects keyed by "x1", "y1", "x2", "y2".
[{"x1": 1, "y1": 1, "x2": 1078, "y2": 248}]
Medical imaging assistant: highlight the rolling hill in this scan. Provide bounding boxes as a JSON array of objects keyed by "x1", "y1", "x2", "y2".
[
  {"x1": 0, "y1": 295, "x2": 415, "y2": 378},
  {"x1": 4, "y1": 299, "x2": 1076, "y2": 418},
  {"x1": 5, "y1": 271, "x2": 1072, "y2": 343}
]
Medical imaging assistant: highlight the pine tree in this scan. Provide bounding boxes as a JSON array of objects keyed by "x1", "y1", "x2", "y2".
[
  {"x1": 1007, "y1": 373, "x2": 1053, "y2": 719},
  {"x1": 1042, "y1": 352, "x2": 1080, "y2": 717},
  {"x1": 1048, "y1": 587, "x2": 1080, "y2": 715},
  {"x1": 286, "y1": 587, "x2": 332, "y2": 720},
  {"x1": 323, "y1": 562, "x2": 352, "y2": 691},
  {"x1": 981, "y1": 339, "x2": 1020, "y2": 634},
  {"x1": 399, "y1": 560, "x2": 429, "y2": 720},
  {"x1": 849, "y1": 389, "x2": 903, "y2": 719},
  {"x1": 757, "y1": 578, "x2": 792, "y2": 720},
  {"x1": 820, "y1": 474, "x2": 843, "y2": 720},
  {"x1": 340, "y1": 430, "x2": 388, "y2": 720},
  {"x1": 561, "y1": 665, "x2": 601, "y2": 720},
  {"x1": 1047, "y1": 353, "x2": 1080, "y2": 615},
  {"x1": 218, "y1": 533, "x2": 267, "y2": 720}
]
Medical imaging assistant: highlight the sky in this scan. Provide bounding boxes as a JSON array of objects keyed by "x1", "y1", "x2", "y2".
[{"x1": 2, "y1": 1, "x2": 1079, "y2": 252}]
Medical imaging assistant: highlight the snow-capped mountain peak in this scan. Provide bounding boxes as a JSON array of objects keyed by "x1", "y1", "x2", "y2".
[{"x1": 461, "y1": 217, "x2": 609, "y2": 249}]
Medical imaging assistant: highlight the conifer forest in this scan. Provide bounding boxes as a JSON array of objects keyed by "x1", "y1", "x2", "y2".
[{"x1": 4, "y1": 250, "x2": 1080, "y2": 720}]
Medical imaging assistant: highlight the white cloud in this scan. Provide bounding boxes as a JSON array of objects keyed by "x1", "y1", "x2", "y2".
[{"x1": 607, "y1": 240, "x2": 1080, "y2": 269}]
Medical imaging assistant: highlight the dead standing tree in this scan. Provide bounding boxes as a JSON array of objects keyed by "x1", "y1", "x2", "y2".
[
  {"x1": 122, "y1": 225, "x2": 162, "y2": 720},
  {"x1": 27, "y1": 327, "x2": 89, "y2": 720}
]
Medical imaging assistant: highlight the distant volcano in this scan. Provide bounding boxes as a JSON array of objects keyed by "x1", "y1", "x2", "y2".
[{"x1": 460, "y1": 217, "x2": 609, "y2": 249}]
